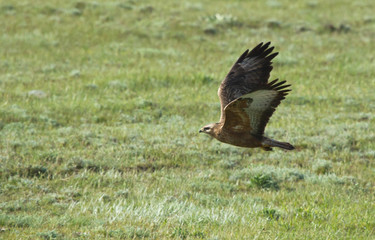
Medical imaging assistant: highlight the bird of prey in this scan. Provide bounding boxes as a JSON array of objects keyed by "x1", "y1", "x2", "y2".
[{"x1": 199, "y1": 42, "x2": 294, "y2": 151}]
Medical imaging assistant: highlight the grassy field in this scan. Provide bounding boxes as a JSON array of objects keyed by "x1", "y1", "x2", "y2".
[{"x1": 1, "y1": 0, "x2": 375, "y2": 239}]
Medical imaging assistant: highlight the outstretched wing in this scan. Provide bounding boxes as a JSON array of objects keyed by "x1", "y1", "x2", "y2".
[
  {"x1": 218, "y1": 42, "x2": 278, "y2": 121},
  {"x1": 222, "y1": 79, "x2": 291, "y2": 136}
]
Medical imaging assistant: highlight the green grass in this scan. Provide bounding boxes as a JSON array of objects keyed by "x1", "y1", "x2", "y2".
[{"x1": 1, "y1": 0, "x2": 375, "y2": 239}]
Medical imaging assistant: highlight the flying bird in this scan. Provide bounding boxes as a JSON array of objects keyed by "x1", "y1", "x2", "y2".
[{"x1": 199, "y1": 42, "x2": 294, "y2": 151}]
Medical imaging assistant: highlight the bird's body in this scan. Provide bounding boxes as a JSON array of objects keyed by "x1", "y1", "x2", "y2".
[
  {"x1": 199, "y1": 42, "x2": 294, "y2": 151},
  {"x1": 206, "y1": 123, "x2": 262, "y2": 148}
]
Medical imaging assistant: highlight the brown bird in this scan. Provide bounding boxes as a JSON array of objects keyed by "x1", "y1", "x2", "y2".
[{"x1": 199, "y1": 42, "x2": 294, "y2": 151}]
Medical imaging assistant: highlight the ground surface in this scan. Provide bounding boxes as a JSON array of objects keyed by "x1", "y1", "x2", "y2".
[{"x1": 1, "y1": 0, "x2": 375, "y2": 239}]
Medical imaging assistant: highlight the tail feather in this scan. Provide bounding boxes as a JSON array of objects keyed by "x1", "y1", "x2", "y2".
[{"x1": 262, "y1": 137, "x2": 295, "y2": 151}]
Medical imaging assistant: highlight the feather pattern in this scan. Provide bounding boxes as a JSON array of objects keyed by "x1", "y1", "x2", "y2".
[
  {"x1": 222, "y1": 79, "x2": 291, "y2": 136},
  {"x1": 200, "y1": 42, "x2": 294, "y2": 151},
  {"x1": 218, "y1": 42, "x2": 278, "y2": 121}
]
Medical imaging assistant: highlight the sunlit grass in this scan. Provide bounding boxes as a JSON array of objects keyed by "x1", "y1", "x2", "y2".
[{"x1": 1, "y1": 0, "x2": 375, "y2": 239}]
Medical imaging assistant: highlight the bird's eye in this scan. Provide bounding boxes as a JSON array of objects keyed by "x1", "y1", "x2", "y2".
[{"x1": 204, "y1": 127, "x2": 210, "y2": 131}]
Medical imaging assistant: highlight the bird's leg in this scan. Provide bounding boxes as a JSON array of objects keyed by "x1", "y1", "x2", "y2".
[{"x1": 261, "y1": 146, "x2": 273, "y2": 151}]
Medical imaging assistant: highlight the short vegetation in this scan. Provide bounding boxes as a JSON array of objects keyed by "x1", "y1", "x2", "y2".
[{"x1": 1, "y1": 0, "x2": 375, "y2": 239}]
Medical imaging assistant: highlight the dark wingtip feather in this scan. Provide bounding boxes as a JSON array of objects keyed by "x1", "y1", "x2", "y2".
[
  {"x1": 266, "y1": 52, "x2": 279, "y2": 61},
  {"x1": 245, "y1": 42, "x2": 277, "y2": 63},
  {"x1": 275, "y1": 84, "x2": 291, "y2": 91},
  {"x1": 270, "y1": 81, "x2": 288, "y2": 89},
  {"x1": 262, "y1": 46, "x2": 275, "y2": 57},
  {"x1": 255, "y1": 42, "x2": 264, "y2": 49},
  {"x1": 234, "y1": 49, "x2": 250, "y2": 64},
  {"x1": 242, "y1": 49, "x2": 250, "y2": 56},
  {"x1": 266, "y1": 79, "x2": 292, "y2": 96},
  {"x1": 268, "y1": 79, "x2": 279, "y2": 85},
  {"x1": 262, "y1": 42, "x2": 271, "y2": 49},
  {"x1": 221, "y1": 42, "x2": 283, "y2": 108}
]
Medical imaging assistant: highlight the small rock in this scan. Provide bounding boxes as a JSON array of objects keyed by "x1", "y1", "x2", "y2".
[
  {"x1": 101, "y1": 194, "x2": 111, "y2": 203},
  {"x1": 325, "y1": 53, "x2": 336, "y2": 62},
  {"x1": 108, "y1": 80, "x2": 127, "y2": 90},
  {"x1": 2, "y1": 5, "x2": 15, "y2": 11},
  {"x1": 324, "y1": 23, "x2": 351, "y2": 33},
  {"x1": 267, "y1": 20, "x2": 282, "y2": 28},
  {"x1": 139, "y1": 6, "x2": 154, "y2": 14},
  {"x1": 116, "y1": 190, "x2": 129, "y2": 198},
  {"x1": 338, "y1": 24, "x2": 351, "y2": 33},
  {"x1": 75, "y1": 2, "x2": 86, "y2": 11},
  {"x1": 364, "y1": 17, "x2": 375, "y2": 24},
  {"x1": 28, "y1": 90, "x2": 47, "y2": 98},
  {"x1": 42, "y1": 64, "x2": 56, "y2": 73},
  {"x1": 71, "y1": 8, "x2": 82, "y2": 16},
  {"x1": 85, "y1": 84, "x2": 98, "y2": 90},
  {"x1": 118, "y1": 3, "x2": 133, "y2": 10},
  {"x1": 297, "y1": 26, "x2": 312, "y2": 32},
  {"x1": 325, "y1": 24, "x2": 337, "y2": 32},
  {"x1": 307, "y1": 1, "x2": 318, "y2": 8},
  {"x1": 203, "y1": 27, "x2": 217, "y2": 35},
  {"x1": 69, "y1": 69, "x2": 80, "y2": 77}
]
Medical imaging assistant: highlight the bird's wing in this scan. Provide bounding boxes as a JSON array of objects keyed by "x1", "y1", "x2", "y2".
[
  {"x1": 218, "y1": 42, "x2": 278, "y2": 122},
  {"x1": 222, "y1": 79, "x2": 291, "y2": 136}
]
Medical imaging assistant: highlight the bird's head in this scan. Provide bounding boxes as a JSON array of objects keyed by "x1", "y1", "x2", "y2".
[{"x1": 199, "y1": 123, "x2": 218, "y2": 136}]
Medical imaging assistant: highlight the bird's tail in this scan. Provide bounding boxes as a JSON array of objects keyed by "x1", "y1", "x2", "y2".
[{"x1": 262, "y1": 137, "x2": 295, "y2": 151}]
